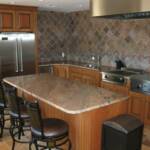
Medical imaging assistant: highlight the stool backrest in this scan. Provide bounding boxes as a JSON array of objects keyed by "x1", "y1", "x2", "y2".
[
  {"x1": 2, "y1": 83, "x2": 20, "y2": 116},
  {"x1": 0, "y1": 82, "x2": 6, "y2": 107},
  {"x1": 27, "y1": 101, "x2": 44, "y2": 136}
]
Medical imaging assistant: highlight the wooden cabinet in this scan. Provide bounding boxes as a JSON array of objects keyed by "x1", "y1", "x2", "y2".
[
  {"x1": 0, "y1": 10, "x2": 15, "y2": 31},
  {"x1": 145, "y1": 97, "x2": 150, "y2": 125},
  {"x1": 0, "y1": 5, "x2": 37, "y2": 32},
  {"x1": 101, "y1": 81, "x2": 129, "y2": 95},
  {"x1": 52, "y1": 65, "x2": 101, "y2": 87},
  {"x1": 128, "y1": 92, "x2": 146, "y2": 121},
  {"x1": 128, "y1": 92, "x2": 150, "y2": 125},
  {"x1": 69, "y1": 66, "x2": 101, "y2": 87},
  {"x1": 53, "y1": 65, "x2": 69, "y2": 79},
  {"x1": 16, "y1": 10, "x2": 34, "y2": 32}
]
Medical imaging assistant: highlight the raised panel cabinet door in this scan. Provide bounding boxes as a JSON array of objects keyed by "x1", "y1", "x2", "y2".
[
  {"x1": 101, "y1": 82, "x2": 129, "y2": 95},
  {"x1": 69, "y1": 72, "x2": 83, "y2": 82},
  {"x1": 68, "y1": 67, "x2": 83, "y2": 82},
  {"x1": 16, "y1": 11, "x2": 34, "y2": 31},
  {"x1": 128, "y1": 92, "x2": 146, "y2": 121},
  {"x1": 53, "y1": 65, "x2": 68, "y2": 78},
  {"x1": 144, "y1": 97, "x2": 150, "y2": 125},
  {"x1": 0, "y1": 10, "x2": 15, "y2": 31}
]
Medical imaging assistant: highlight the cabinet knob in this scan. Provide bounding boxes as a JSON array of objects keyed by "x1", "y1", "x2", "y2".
[
  {"x1": 137, "y1": 84, "x2": 142, "y2": 89},
  {"x1": 105, "y1": 75, "x2": 108, "y2": 79},
  {"x1": 120, "y1": 77, "x2": 124, "y2": 81}
]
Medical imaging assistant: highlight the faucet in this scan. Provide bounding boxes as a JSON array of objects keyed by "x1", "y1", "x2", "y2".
[
  {"x1": 98, "y1": 56, "x2": 101, "y2": 68},
  {"x1": 115, "y1": 59, "x2": 126, "y2": 70}
]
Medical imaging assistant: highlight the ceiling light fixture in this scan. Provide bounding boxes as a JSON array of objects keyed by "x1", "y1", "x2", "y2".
[
  {"x1": 10, "y1": 1, "x2": 15, "y2": 4},
  {"x1": 79, "y1": 4, "x2": 83, "y2": 8},
  {"x1": 49, "y1": 5, "x2": 56, "y2": 8}
]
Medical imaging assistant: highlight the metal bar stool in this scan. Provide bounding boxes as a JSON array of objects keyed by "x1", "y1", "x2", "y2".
[
  {"x1": 27, "y1": 101, "x2": 72, "y2": 150},
  {"x1": 2, "y1": 82, "x2": 31, "y2": 150},
  {"x1": 0, "y1": 81, "x2": 10, "y2": 138}
]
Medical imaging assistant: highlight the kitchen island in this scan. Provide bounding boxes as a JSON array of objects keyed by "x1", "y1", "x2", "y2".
[{"x1": 4, "y1": 73, "x2": 128, "y2": 150}]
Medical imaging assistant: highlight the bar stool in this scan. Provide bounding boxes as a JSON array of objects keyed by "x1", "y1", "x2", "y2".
[
  {"x1": 0, "y1": 81, "x2": 10, "y2": 137},
  {"x1": 2, "y1": 83, "x2": 31, "y2": 150},
  {"x1": 27, "y1": 101, "x2": 72, "y2": 150}
]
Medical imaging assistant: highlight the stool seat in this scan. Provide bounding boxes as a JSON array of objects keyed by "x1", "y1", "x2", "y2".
[
  {"x1": 28, "y1": 101, "x2": 72, "y2": 149},
  {"x1": 32, "y1": 118, "x2": 68, "y2": 137}
]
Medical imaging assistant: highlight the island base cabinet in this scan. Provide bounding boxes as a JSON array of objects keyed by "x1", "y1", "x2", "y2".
[
  {"x1": 23, "y1": 92, "x2": 128, "y2": 150},
  {"x1": 145, "y1": 97, "x2": 150, "y2": 125}
]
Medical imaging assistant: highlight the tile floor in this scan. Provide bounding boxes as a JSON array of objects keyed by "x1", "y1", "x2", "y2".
[{"x1": 0, "y1": 125, "x2": 149, "y2": 150}]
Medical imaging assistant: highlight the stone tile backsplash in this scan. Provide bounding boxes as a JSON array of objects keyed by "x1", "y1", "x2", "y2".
[{"x1": 38, "y1": 10, "x2": 150, "y2": 71}]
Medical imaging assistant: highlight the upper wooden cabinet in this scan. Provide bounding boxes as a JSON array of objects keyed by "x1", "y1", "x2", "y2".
[
  {"x1": 16, "y1": 10, "x2": 34, "y2": 32},
  {"x1": 0, "y1": 10, "x2": 15, "y2": 31},
  {"x1": 0, "y1": 5, "x2": 37, "y2": 32}
]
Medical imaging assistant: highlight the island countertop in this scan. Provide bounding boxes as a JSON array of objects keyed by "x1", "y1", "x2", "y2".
[{"x1": 3, "y1": 73, "x2": 128, "y2": 114}]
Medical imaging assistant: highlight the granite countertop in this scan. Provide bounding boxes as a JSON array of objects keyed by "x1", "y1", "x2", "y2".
[{"x1": 3, "y1": 73, "x2": 128, "y2": 114}]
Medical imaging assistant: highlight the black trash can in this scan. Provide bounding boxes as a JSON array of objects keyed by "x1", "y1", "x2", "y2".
[{"x1": 102, "y1": 114, "x2": 144, "y2": 150}]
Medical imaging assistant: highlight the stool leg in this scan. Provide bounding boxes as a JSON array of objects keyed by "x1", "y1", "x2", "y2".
[
  {"x1": 29, "y1": 141, "x2": 32, "y2": 150},
  {"x1": 68, "y1": 139, "x2": 72, "y2": 150},
  {"x1": 12, "y1": 139, "x2": 16, "y2": 150},
  {"x1": 0, "y1": 109, "x2": 4, "y2": 138},
  {"x1": 34, "y1": 140, "x2": 39, "y2": 150}
]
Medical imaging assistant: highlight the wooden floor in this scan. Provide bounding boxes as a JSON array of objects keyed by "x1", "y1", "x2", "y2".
[{"x1": 0, "y1": 126, "x2": 150, "y2": 150}]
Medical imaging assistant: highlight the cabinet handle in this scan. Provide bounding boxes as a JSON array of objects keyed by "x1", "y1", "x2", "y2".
[
  {"x1": 20, "y1": 38, "x2": 23, "y2": 72},
  {"x1": 15, "y1": 38, "x2": 19, "y2": 73}
]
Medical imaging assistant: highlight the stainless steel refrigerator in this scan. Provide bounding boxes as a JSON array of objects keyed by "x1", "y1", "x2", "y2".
[{"x1": 0, "y1": 32, "x2": 35, "y2": 80}]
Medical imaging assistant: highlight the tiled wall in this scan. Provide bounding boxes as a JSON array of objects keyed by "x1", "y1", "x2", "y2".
[
  {"x1": 37, "y1": 11, "x2": 71, "y2": 62},
  {"x1": 38, "y1": 10, "x2": 150, "y2": 71}
]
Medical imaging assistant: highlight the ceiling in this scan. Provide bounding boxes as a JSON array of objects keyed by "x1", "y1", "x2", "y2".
[{"x1": 0, "y1": 0, "x2": 90, "y2": 12}]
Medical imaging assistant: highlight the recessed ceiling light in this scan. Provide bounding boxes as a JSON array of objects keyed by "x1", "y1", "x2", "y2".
[
  {"x1": 79, "y1": 4, "x2": 83, "y2": 8},
  {"x1": 49, "y1": 5, "x2": 56, "y2": 8},
  {"x1": 10, "y1": 1, "x2": 15, "y2": 4},
  {"x1": 39, "y1": 0, "x2": 43, "y2": 2}
]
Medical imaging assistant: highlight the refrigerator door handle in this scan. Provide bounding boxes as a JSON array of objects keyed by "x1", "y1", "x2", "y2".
[
  {"x1": 15, "y1": 38, "x2": 19, "y2": 73},
  {"x1": 0, "y1": 15, "x2": 2, "y2": 29},
  {"x1": 20, "y1": 39, "x2": 23, "y2": 72}
]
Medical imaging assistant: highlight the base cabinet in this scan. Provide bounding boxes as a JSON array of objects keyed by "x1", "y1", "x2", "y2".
[
  {"x1": 128, "y1": 92, "x2": 146, "y2": 121},
  {"x1": 52, "y1": 65, "x2": 69, "y2": 79},
  {"x1": 145, "y1": 97, "x2": 150, "y2": 125},
  {"x1": 52, "y1": 65, "x2": 101, "y2": 87},
  {"x1": 69, "y1": 66, "x2": 100, "y2": 86},
  {"x1": 101, "y1": 81, "x2": 129, "y2": 95},
  {"x1": 128, "y1": 91, "x2": 150, "y2": 125}
]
